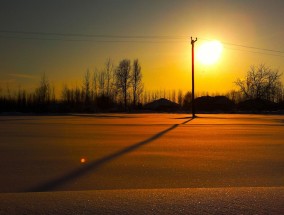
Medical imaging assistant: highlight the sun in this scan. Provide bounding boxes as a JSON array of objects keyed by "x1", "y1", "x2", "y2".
[{"x1": 197, "y1": 41, "x2": 223, "y2": 65}]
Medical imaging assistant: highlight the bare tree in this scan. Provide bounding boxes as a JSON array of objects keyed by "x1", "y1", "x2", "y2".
[
  {"x1": 275, "y1": 82, "x2": 284, "y2": 102},
  {"x1": 131, "y1": 59, "x2": 143, "y2": 107},
  {"x1": 35, "y1": 73, "x2": 50, "y2": 105},
  {"x1": 235, "y1": 64, "x2": 282, "y2": 102},
  {"x1": 6, "y1": 83, "x2": 11, "y2": 100},
  {"x1": 50, "y1": 83, "x2": 56, "y2": 103},
  {"x1": 61, "y1": 84, "x2": 69, "y2": 103},
  {"x1": 226, "y1": 90, "x2": 242, "y2": 104},
  {"x1": 115, "y1": 59, "x2": 131, "y2": 110},
  {"x1": 74, "y1": 85, "x2": 81, "y2": 104},
  {"x1": 183, "y1": 91, "x2": 192, "y2": 109},
  {"x1": 105, "y1": 58, "x2": 114, "y2": 97},
  {"x1": 171, "y1": 90, "x2": 176, "y2": 103},
  {"x1": 92, "y1": 68, "x2": 99, "y2": 100},
  {"x1": 83, "y1": 69, "x2": 91, "y2": 104},
  {"x1": 17, "y1": 87, "x2": 27, "y2": 110},
  {"x1": 98, "y1": 70, "x2": 105, "y2": 96},
  {"x1": 177, "y1": 90, "x2": 183, "y2": 106}
]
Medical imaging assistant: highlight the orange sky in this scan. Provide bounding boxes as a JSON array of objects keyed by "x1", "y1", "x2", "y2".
[{"x1": 0, "y1": 1, "x2": 283, "y2": 96}]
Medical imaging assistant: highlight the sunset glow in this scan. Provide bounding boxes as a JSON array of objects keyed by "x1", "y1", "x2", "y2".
[
  {"x1": 0, "y1": 2, "x2": 284, "y2": 214},
  {"x1": 197, "y1": 41, "x2": 223, "y2": 65},
  {"x1": 0, "y1": 1, "x2": 283, "y2": 95}
]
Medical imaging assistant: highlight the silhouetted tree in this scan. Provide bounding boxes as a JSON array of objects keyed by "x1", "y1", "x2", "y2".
[
  {"x1": 171, "y1": 90, "x2": 176, "y2": 103},
  {"x1": 183, "y1": 91, "x2": 192, "y2": 110},
  {"x1": 275, "y1": 83, "x2": 284, "y2": 103},
  {"x1": 16, "y1": 88, "x2": 27, "y2": 111},
  {"x1": 105, "y1": 58, "x2": 114, "y2": 97},
  {"x1": 61, "y1": 84, "x2": 69, "y2": 103},
  {"x1": 177, "y1": 90, "x2": 183, "y2": 106},
  {"x1": 235, "y1": 65, "x2": 282, "y2": 102},
  {"x1": 74, "y1": 86, "x2": 82, "y2": 104},
  {"x1": 92, "y1": 68, "x2": 99, "y2": 100},
  {"x1": 226, "y1": 90, "x2": 242, "y2": 104},
  {"x1": 131, "y1": 59, "x2": 143, "y2": 107},
  {"x1": 83, "y1": 70, "x2": 91, "y2": 104},
  {"x1": 115, "y1": 59, "x2": 131, "y2": 110},
  {"x1": 98, "y1": 70, "x2": 105, "y2": 96},
  {"x1": 35, "y1": 73, "x2": 51, "y2": 107}
]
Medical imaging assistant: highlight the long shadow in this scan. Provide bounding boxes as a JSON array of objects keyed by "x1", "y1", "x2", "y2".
[
  {"x1": 181, "y1": 118, "x2": 194, "y2": 124},
  {"x1": 27, "y1": 118, "x2": 194, "y2": 192}
]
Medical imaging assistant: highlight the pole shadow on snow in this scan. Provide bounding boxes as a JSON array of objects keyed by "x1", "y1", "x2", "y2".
[{"x1": 27, "y1": 117, "x2": 195, "y2": 192}]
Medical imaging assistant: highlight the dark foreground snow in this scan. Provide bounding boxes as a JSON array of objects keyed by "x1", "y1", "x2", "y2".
[{"x1": 0, "y1": 187, "x2": 283, "y2": 214}]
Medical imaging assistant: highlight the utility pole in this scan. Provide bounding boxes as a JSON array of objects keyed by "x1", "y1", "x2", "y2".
[{"x1": 191, "y1": 37, "x2": 197, "y2": 118}]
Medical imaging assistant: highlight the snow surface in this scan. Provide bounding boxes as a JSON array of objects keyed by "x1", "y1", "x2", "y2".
[
  {"x1": 0, "y1": 114, "x2": 283, "y2": 214},
  {"x1": 0, "y1": 187, "x2": 283, "y2": 215}
]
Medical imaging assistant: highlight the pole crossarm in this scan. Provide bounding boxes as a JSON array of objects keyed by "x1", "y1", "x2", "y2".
[{"x1": 191, "y1": 37, "x2": 197, "y2": 44}]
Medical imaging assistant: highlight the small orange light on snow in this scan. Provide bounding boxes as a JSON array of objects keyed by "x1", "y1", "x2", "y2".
[{"x1": 80, "y1": 158, "x2": 86, "y2": 163}]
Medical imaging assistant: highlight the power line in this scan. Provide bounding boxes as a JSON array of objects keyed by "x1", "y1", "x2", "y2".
[
  {"x1": 223, "y1": 46, "x2": 284, "y2": 57},
  {"x1": 0, "y1": 30, "x2": 283, "y2": 55},
  {"x1": 226, "y1": 42, "x2": 284, "y2": 54},
  {"x1": 0, "y1": 30, "x2": 185, "y2": 40},
  {"x1": 0, "y1": 35, "x2": 185, "y2": 43},
  {"x1": 198, "y1": 37, "x2": 284, "y2": 54}
]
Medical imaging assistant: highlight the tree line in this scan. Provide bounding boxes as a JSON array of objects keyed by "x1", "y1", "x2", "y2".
[
  {"x1": 0, "y1": 61, "x2": 284, "y2": 113},
  {"x1": 60, "y1": 58, "x2": 143, "y2": 112},
  {"x1": 1, "y1": 58, "x2": 144, "y2": 113}
]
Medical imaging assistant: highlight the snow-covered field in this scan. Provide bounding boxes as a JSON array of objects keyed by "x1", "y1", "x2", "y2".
[{"x1": 0, "y1": 114, "x2": 283, "y2": 214}]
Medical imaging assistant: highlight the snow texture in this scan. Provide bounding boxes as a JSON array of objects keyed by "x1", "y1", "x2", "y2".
[{"x1": 0, "y1": 114, "x2": 283, "y2": 214}]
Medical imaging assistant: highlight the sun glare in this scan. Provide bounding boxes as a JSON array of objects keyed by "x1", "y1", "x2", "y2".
[{"x1": 197, "y1": 41, "x2": 223, "y2": 65}]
